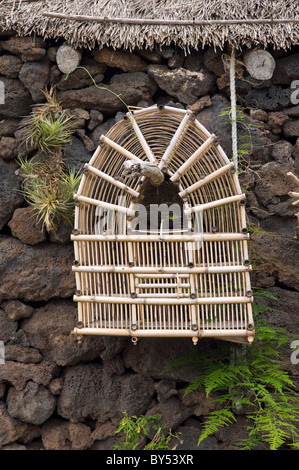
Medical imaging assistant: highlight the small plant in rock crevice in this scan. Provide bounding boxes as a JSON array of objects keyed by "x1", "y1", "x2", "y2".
[
  {"x1": 219, "y1": 105, "x2": 260, "y2": 172},
  {"x1": 17, "y1": 87, "x2": 80, "y2": 232},
  {"x1": 113, "y1": 412, "x2": 183, "y2": 450},
  {"x1": 18, "y1": 158, "x2": 81, "y2": 232},
  {"x1": 20, "y1": 87, "x2": 75, "y2": 155}
]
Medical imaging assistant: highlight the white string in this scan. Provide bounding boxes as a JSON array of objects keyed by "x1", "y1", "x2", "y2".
[{"x1": 230, "y1": 46, "x2": 238, "y2": 169}]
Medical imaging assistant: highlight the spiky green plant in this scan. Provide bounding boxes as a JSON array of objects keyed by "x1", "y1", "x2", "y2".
[
  {"x1": 19, "y1": 157, "x2": 81, "y2": 231},
  {"x1": 21, "y1": 87, "x2": 74, "y2": 155},
  {"x1": 25, "y1": 112, "x2": 74, "y2": 155},
  {"x1": 165, "y1": 291, "x2": 299, "y2": 450},
  {"x1": 17, "y1": 87, "x2": 80, "y2": 232}
]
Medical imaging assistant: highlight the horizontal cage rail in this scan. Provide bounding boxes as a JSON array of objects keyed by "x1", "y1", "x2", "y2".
[
  {"x1": 72, "y1": 265, "x2": 252, "y2": 274},
  {"x1": 73, "y1": 295, "x2": 253, "y2": 305},
  {"x1": 71, "y1": 232, "x2": 250, "y2": 242}
]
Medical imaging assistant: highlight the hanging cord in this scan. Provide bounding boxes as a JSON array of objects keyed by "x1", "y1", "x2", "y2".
[{"x1": 230, "y1": 46, "x2": 238, "y2": 169}]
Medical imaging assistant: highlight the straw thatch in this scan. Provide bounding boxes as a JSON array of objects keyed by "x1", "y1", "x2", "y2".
[{"x1": 1, "y1": 1, "x2": 299, "y2": 51}]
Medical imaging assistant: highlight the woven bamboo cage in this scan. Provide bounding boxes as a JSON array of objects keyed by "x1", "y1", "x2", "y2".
[{"x1": 72, "y1": 105, "x2": 254, "y2": 345}]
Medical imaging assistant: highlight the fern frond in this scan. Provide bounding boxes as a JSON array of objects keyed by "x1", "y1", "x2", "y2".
[{"x1": 198, "y1": 409, "x2": 236, "y2": 445}]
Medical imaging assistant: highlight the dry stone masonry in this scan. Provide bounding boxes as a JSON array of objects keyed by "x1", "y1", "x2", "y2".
[{"x1": 0, "y1": 33, "x2": 298, "y2": 450}]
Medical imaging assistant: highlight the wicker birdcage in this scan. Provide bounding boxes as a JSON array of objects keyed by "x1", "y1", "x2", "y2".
[{"x1": 72, "y1": 105, "x2": 254, "y2": 345}]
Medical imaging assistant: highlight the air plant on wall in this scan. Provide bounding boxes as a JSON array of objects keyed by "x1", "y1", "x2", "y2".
[{"x1": 17, "y1": 87, "x2": 80, "y2": 232}]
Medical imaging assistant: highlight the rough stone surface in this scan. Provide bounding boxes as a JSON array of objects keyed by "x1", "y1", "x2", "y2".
[
  {"x1": 187, "y1": 95, "x2": 211, "y2": 113},
  {"x1": 254, "y1": 161, "x2": 297, "y2": 215},
  {"x1": 0, "y1": 76, "x2": 33, "y2": 118},
  {"x1": 282, "y1": 118, "x2": 299, "y2": 138},
  {"x1": 48, "y1": 222, "x2": 72, "y2": 244},
  {"x1": 6, "y1": 329, "x2": 30, "y2": 347},
  {"x1": 2, "y1": 300, "x2": 33, "y2": 321},
  {"x1": 110, "y1": 72, "x2": 158, "y2": 101},
  {"x1": 91, "y1": 419, "x2": 118, "y2": 442},
  {"x1": 271, "y1": 140, "x2": 293, "y2": 163},
  {"x1": 179, "y1": 388, "x2": 219, "y2": 417},
  {"x1": 14, "y1": 123, "x2": 35, "y2": 158},
  {"x1": 21, "y1": 300, "x2": 107, "y2": 366},
  {"x1": 0, "y1": 308, "x2": 18, "y2": 344},
  {"x1": 41, "y1": 420, "x2": 93, "y2": 450},
  {"x1": 0, "y1": 402, "x2": 28, "y2": 447},
  {"x1": 148, "y1": 65, "x2": 215, "y2": 104},
  {"x1": 0, "y1": 158, "x2": 23, "y2": 230},
  {"x1": 57, "y1": 64, "x2": 106, "y2": 90},
  {"x1": 0, "y1": 361, "x2": 57, "y2": 391},
  {"x1": 93, "y1": 47, "x2": 147, "y2": 72},
  {"x1": 168, "y1": 50, "x2": 185, "y2": 69},
  {"x1": 250, "y1": 232, "x2": 299, "y2": 290},
  {"x1": 122, "y1": 337, "x2": 212, "y2": 382},
  {"x1": 62, "y1": 135, "x2": 92, "y2": 172},
  {"x1": 64, "y1": 107, "x2": 90, "y2": 129},
  {"x1": 76, "y1": 128, "x2": 96, "y2": 152},
  {"x1": 0, "y1": 236, "x2": 75, "y2": 301},
  {"x1": 8, "y1": 207, "x2": 47, "y2": 245},
  {"x1": 268, "y1": 111, "x2": 289, "y2": 129},
  {"x1": 196, "y1": 94, "x2": 232, "y2": 155},
  {"x1": 197, "y1": 94, "x2": 273, "y2": 163},
  {"x1": 0, "y1": 55, "x2": 22, "y2": 78},
  {"x1": 0, "y1": 37, "x2": 46, "y2": 62},
  {"x1": 239, "y1": 85, "x2": 292, "y2": 111},
  {"x1": 184, "y1": 51, "x2": 204, "y2": 71},
  {"x1": 87, "y1": 109, "x2": 104, "y2": 131},
  {"x1": 91, "y1": 118, "x2": 115, "y2": 146},
  {"x1": 0, "y1": 136, "x2": 16, "y2": 160},
  {"x1": 19, "y1": 58, "x2": 50, "y2": 102},
  {"x1": 90, "y1": 434, "x2": 123, "y2": 450},
  {"x1": 6, "y1": 381, "x2": 56, "y2": 426},
  {"x1": 214, "y1": 416, "x2": 250, "y2": 446},
  {"x1": 284, "y1": 104, "x2": 299, "y2": 117},
  {"x1": 4, "y1": 344, "x2": 42, "y2": 364},
  {"x1": 155, "y1": 380, "x2": 177, "y2": 403},
  {"x1": 272, "y1": 53, "x2": 299, "y2": 85},
  {"x1": 0, "y1": 119, "x2": 20, "y2": 137},
  {"x1": 204, "y1": 48, "x2": 225, "y2": 76},
  {"x1": 48, "y1": 378, "x2": 63, "y2": 396},
  {"x1": 170, "y1": 426, "x2": 223, "y2": 450},
  {"x1": 256, "y1": 286, "x2": 299, "y2": 334},
  {"x1": 57, "y1": 83, "x2": 142, "y2": 115},
  {"x1": 146, "y1": 397, "x2": 194, "y2": 435},
  {"x1": 57, "y1": 365, "x2": 155, "y2": 423}
]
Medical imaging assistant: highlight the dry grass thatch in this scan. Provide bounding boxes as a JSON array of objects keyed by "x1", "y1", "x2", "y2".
[{"x1": 1, "y1": 1, "x2": 299, "y2": 51}]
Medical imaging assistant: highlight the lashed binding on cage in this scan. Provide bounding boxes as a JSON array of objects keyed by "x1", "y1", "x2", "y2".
[{"x1": 71, "y1": 105, "x2": 254, "y2": 345}]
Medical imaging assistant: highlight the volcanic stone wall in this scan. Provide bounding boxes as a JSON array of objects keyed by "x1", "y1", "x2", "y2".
[{"x1": 0, "y1": 34, "x2": 298, "y2": 450}]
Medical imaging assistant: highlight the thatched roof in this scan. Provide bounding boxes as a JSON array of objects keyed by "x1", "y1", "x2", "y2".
[{"x1": 1, "y1": 1, "x2": 299, "y2": 51}]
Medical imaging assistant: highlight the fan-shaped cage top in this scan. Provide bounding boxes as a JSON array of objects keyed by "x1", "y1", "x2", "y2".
[{"x1": 72, "y1": 105, "x2": 254, "y2": 345}]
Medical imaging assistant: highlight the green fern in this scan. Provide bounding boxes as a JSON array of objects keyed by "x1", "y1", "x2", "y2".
[
  {"x1": 197, "y1": 409, "x2": 236, "y2": 445},
  {"x1": 166, "y1": 290, "x2": 299, "y2": 450}
]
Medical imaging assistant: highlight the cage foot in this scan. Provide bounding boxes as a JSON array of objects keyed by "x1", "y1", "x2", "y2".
[
  {"x1": 192, "y1": 336, "x2": 199, "y2": 346},
  {"x1": 75, "y1": 334, "x2": 83, "y2": 345},
  {"x1": 131, "y1": 337, "x2": 138, "y2": 346}
]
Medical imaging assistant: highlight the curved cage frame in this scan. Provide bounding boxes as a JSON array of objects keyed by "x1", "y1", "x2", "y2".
[{"x1": 72, "y1": 105, "x2": 254, "y2": 344}]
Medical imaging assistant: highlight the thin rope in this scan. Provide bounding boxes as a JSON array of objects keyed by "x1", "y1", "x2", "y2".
[{"x1": 230, "y1": 47, "x2": 238, "y2": 169}]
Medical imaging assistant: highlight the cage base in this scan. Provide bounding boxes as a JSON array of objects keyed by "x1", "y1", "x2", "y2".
[{"x1": 72, "y1": 327, "x2": 254, "y2": 344}]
